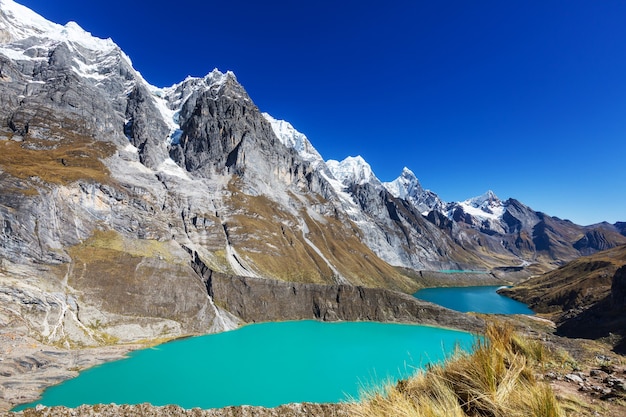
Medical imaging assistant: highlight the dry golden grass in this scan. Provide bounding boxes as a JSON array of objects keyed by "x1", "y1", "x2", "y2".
[
  {"x1": 71, "y1": 230, "x2": 183, "y2": 264},
  {"x1": 503, "y1": 245, "x2": 626, "y2": 315},
  {"x1": 223, "y1": 183, "x2": 417, "y2": 290},
  {"x1": 223, "y1": 190, "x2": 333, "y2": 283},
  {"x1": 0, "y1": 115, "x2": 116, "y2": 186},
  {"x1": 354, "y1": 323, "x2": 564, "y2": 417},
  {"x1": 302, "y1": 212, "x2": 417, "y2": 291}
]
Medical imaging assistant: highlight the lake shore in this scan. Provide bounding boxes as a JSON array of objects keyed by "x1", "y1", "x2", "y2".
[
  {"x1": 1, "y1": 277, "x2": 487, "y2": 412},
  {"x1": 0, "y1": 331, "x2": 145, "y2": 412},
  {"x1": 8, "y1": 402, "x2": 355, "y2": 416},
  {"x1": 397, "y1": 268, "x2": 527, "y2": 288}
]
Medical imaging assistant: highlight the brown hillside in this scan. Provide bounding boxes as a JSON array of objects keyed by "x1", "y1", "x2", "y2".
[
  {"x1": 500, "y1": 245, "x2": 626, "y2": 315},
  {"x1": 500, "y1": 245, "x2": 626, "y2": 352}
]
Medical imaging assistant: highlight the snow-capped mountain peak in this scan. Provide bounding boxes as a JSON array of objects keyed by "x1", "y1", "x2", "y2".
[
  {"x1": 0, "y1": 0, "x2": 116, "y2": 52},
  {"x1": 383, "y1": 167, "x2": 444, "y2": 214},
  {"x1": 326, "y1": 155, "x2": 377, "y2": 186},
  {"x1": 148, "y1": 68, "x2": 247, "y2": 148},
  {"x1": 384, "y1": 167, "x2": 423, "y2": 199},
  {"x1": 455, "y1": 190, "x2": 504, "y2": 220},
  {"x1": 205, "y1": 68, "x2": 236, "y2": 86},
  {"x1": 466, "y1": 190, "x2": 501, "y2": 209},
  {"x1": 262, "y1": 113, "x2": 324, "y2": 165},
  {"x1": 0, "y1": 0, "x2": 137, "y2": 86}
]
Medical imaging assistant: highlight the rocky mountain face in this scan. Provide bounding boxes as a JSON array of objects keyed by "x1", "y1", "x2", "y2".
[{"x1": 0, "y1": 0, "x2": 624, "y2": 355}]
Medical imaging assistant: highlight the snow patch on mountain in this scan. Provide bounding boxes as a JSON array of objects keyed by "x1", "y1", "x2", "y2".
[
  {"x1": 148, "y1": 88, "x2": 179, "y2": 143},
  {"x1": 318, "y1": 169, "x2": 362, "y2": 217},
  {"x1": 157, "y1": 158, "x2": 192, "y2": 181},
  {"x1": 0, "y1": 0, "x2": 136, "y2": 85}
]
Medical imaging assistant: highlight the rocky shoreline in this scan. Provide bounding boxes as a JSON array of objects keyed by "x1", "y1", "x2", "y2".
[
  {"x1": 0, "y1": 331, "x2": 143, "y2": 412},
  {"x1": 7, "y1": 402, "x2": 353, "y2": 417}
]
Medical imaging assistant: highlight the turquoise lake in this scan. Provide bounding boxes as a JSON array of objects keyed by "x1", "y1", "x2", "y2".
[
  {"x1": 15, "y1": 320, "x2": 476, "y2": 411},
  {"x1": 414, "y1": 285, "x2": 534, "y2": 315}
]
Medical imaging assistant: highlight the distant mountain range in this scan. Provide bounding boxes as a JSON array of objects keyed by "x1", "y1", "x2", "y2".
[
  {"x1": 0, "y1": 0, "x2": 625, "y2": 349},
  {"x1": 325, "y1": 155, "x2": 625, "y2": 273}
]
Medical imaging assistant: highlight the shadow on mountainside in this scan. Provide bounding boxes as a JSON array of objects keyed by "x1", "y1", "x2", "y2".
[{"x1": 557, "y1": 265, "x2": 626, "y2": 354}]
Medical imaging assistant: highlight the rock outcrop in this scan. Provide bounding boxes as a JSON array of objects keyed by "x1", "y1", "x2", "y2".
[{"x1": 611, "y1": 265, "x2": 626, "y2": 309}]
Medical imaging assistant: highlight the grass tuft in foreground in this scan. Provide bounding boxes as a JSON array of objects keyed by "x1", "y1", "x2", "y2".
[{"x1": 354, "y1": 323, "x2": 563, "y2": 417}]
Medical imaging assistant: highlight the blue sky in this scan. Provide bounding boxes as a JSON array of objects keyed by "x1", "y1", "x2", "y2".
[{"x1": 17, "y1": 0, "x2": 626, "y2": 225}]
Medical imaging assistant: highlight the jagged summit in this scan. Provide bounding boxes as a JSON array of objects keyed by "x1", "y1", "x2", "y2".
[
  {"x1": 326, "y1": 155, "x2": 378, "y2": 186},
  {"x1": 466, "y1": 190, "x2": 501, "y2": 208},
  {"x1": 383, "y1": 167, "x2": 444, "y2": 214},
  {"x1": 0, "y1": 0, "x2": 117, "y2": 52},
  {"x1": 384, "y1": 168, "x2": 423, "y2": 198},
  {"x1": 454, "y1": 190, "x2": 504, "y2": 219},
  {"x1": 148, "y1": 68, "x2": 243, "y2": 149}
]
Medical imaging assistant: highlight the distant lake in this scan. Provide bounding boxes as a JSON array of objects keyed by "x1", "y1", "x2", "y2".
[
  {"x1": 14, "y1": 320, "x2": 476, "y2": 411},
  {"x1": 414, "y1": 285, "x2": 534, "y2": 315}
]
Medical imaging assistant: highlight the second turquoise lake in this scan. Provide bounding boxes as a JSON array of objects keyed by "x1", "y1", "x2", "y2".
[{"x1": 414, "y1": 285, "x2": 534, "y2": 315}]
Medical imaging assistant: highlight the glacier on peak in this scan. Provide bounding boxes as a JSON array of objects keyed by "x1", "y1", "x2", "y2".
[
  {"x1": 384, "y1": 167, "x2": 424, "y2": 199},
  {"x1": 154, "y1": 68, "x2": 236, "y2": 98},
  {"x1": 464, "y1": 190, "x2": 502, "y2": 212},
  {"x1": 262, "y1": 113, "x2": 324, "y2": 165},
  {"x1": 0, "y1": 0, "x2": 117, "y2": 52},
  {"x1": 384, "y1": 167, "x2": 444, "y2": 214},
  {"x1": 0, "y1": 0, "x2": 139, "y2": 87},
  {"x1": 326, "y1": 155, "x2": 378, "y2": 187},
  {"x1": 450, "y1": 190, "x2": 505, "y2": 221},
  {"x1": 205, "y1": 68, "x2": 237, "y2": 85}
]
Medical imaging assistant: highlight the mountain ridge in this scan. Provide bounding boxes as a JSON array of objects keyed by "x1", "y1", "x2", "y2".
[{"x1": 1, "y1": 0, "x2": 624, "y2": 283}]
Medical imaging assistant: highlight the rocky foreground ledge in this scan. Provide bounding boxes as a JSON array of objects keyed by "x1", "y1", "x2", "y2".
[{"x1": 8, "y1": 403, "x2": 352, "y2": 417}]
